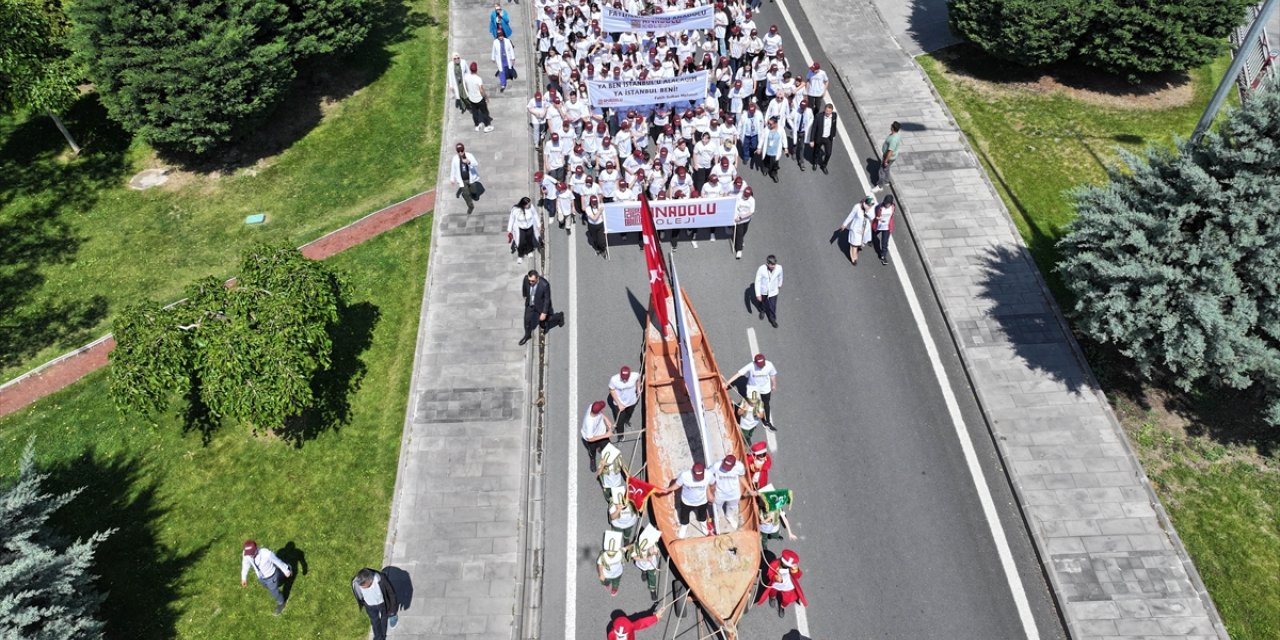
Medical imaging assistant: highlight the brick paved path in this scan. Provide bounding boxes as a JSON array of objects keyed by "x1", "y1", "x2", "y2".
[{"x1": 0, "y1": 190, "x2": 435, "y2": 419}]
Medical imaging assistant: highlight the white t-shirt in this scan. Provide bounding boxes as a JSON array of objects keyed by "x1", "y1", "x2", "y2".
[
  {"x1": 676, "y1": 470, "x2": 711, "y2": 506},
  {"x1": 714, "y1": 462, "x2": 745, "y2": 501},
  {"x1": 737, "y1": 362, "x2": 777, "y2": 395},
  {"x1": 581, "y1": 409, "x2": 608, "y2": 440},
  {"x1": 611, "y1": 503, "x2": 639, "y2": 528},
  {"x1": 609, "y1": 374, "x2": 638, "y2": 408},
  {"x1": 772, "y1": 565, "x2": 796, "y2": 591},
  {"x1": 598, "y1": 551, "x2": 625, "y2": 579}
]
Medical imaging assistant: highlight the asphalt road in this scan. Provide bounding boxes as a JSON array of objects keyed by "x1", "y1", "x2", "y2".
[{"x1": 536, "y1": 3, "x2": 1069, "y2": 638}]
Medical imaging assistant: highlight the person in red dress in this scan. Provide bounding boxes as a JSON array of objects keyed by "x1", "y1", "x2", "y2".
[
  {"x1": 755, "y1": 549, "x2": 807, "y2": 618},
  {"x1": 607, "y1": 609, "x2": 663, "y2": 640},
  {"x1": 747, "y1": 440, "x2": 772, "y2": 489}
]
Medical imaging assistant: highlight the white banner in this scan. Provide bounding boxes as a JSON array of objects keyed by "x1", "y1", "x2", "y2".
[
  {"x1": 604, "y1": 196, "x2": 737, "y2": 233},
  {"x1": 601, "y1": 5, "x2": 716, "y2": 32},
  {"x1": 587, "y1": 71, "x2": 708, "y2": 108}
]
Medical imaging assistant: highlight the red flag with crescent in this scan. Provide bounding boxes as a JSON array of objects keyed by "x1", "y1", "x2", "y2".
[
  {"x1": 639, "y1": 193, "x2": 670, "y2": 332},
  {"x1": 626, "y1": 476, "x2": 659, "y2": 511}
]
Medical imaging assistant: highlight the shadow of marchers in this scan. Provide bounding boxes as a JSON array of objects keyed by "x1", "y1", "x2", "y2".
[
  {"x1": 282, "y1": 300, "x2": 381, "y2": 446},
  {"x1": 381, "y1": 565, "x2": 414, "y2": 612},
  {"x1": 43, "y1": 450, "x2": 209, "y2": 640},
  {"x1": 976, "y1": 245, "x2": 1087, "y2": 393}
]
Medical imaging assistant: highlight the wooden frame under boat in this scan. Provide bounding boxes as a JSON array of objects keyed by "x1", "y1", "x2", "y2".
[{"x1": 643, "y1": 288, "x2": 761, "y2": 637}]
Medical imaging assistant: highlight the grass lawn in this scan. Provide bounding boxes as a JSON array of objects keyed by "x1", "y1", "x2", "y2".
[
  {"x1": 921, "y1": 46, "x2": 1280, "y2": 638},
  {"x1": 0, "y1": 215, "x2": 430, "y2": 639},
  {"x1": 0, "y1": 0, "x2": 446, "y2": 382},
  {"x1": 918, "y1": 46, "x2": 1227, "y2": 301}
]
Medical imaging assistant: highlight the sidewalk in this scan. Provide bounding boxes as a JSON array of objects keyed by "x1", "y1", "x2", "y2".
[
  {"x1": 798, "y1": 1, "x2": 1229, "y2": 638},
  {"x1": 380, "y1": 0, "x2": 536, "y2": 638}
]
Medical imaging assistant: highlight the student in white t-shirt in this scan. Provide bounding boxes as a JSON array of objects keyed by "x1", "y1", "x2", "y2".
[
  {"x1": 712, "y1": 455, "x2": 747, "y2": 531},
  {"x1": 725, "y1": 352, "x2": 778, "y2": 428},
  {"x1": 659, "y1": 462, "x2": 714, "y2": 539}
]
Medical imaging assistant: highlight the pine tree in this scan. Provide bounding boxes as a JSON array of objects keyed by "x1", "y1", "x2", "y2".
[
  {"x1": 947, "y1": 0, "x2": 1090, "y2": 67},
  {"x1": 0, "y1": 440, "x2": 112, "y2": 639},
  {"x1": 1058, "y1": 86, "x2": 1280, "y2": 422},
  {"x1": 109, "y1": 244, "x2": 346, "y2": 432},
  {"x1": 280, "y1": 0, "x2": 374, "y2": 58},
  {"x1": 1078, "y1": 0, "x2": 1254, "y2": 80},
  {"x1": 68, "y1": 0, "x2": 296, "y2": 154},
  {"x1": 948, "y1": 0, "x2": 1253, "y2": 80}
]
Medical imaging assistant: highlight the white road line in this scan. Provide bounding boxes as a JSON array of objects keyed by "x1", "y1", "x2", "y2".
[
  {"x1": 565, "y1": 229, "x2": 580, "y2": 639},
  {"x1": 773, "y1": 2, "x2": 1042, "y2": 638},
  {"x1": 745, "y1": 328, "x2": 778, "y2": 452},
  {"x1": 796, "y1": 603, "x2": 811, "y2": 637}
]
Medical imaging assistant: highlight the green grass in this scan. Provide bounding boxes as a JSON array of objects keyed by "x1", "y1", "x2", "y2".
[
  {"x1": 0, "y1": 215, "x2": 430, "y2": 639},
  {"x1": 1124, "y1": 411, "x2": 1280, "y2": 640},
  {"x1": 919, "y1": 46, "x2": 1228, "y2": 301},
  {"x1": 0, "y1": 0, "x2": 446, "y2": 382},
  {"x1": 921, "y1": 46, "x2": 1280, "y2": 638}
]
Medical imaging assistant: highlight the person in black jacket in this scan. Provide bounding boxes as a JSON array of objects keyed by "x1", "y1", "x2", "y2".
[
  {"x1": 808, "y1": 104, "x2": 839, "y2": 173},
  {"x1": 351, "y1": 568, "x2": 399, "y2": 640},
  {"x1": 520, "y1": 270, "x2": 562, "y2": 345}
]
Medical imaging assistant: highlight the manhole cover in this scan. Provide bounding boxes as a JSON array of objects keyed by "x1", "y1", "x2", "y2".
[{"x1": 128, "y1": 169, "x2": 169, "y2": 190}]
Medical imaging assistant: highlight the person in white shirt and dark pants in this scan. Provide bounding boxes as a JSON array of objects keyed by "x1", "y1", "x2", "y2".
[
  {"x1": 240, "y1": 540, "x2": 292, "y2": 615},
  {"x1": 752, "y1": 254, "x2": 783, "y2": 327},
  {"x1": 351, "y1": 567, "x2": 399, "y2": 640},
  {"x1": 726, "y1": 353, "x2": 779, "y2": 429}
]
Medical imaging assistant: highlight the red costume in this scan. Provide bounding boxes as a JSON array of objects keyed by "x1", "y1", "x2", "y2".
[
  {"x1": 755, "y1": 549, "x2": 807, "y2": 610},
  {"x1": 748, "y1": 441, "x2": 772, "y2": 488},
  {"x1": 608, "y1": 613, "x2": 658, "y2": 639}
]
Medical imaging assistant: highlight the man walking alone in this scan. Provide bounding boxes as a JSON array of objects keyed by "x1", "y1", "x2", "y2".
[{"x1": 752, "y1": 255, "x2": 783, "y2": 328}]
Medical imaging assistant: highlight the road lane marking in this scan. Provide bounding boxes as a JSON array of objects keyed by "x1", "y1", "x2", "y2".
[
  {"x1": 565, "y1": 222, "x2": 580, "y2": 639},
  {"x1": 796, "y1": 603, "x2": 811, "y2": 637},
  {"x1": 772, "y1": 2, "x2": 1041, "y2": 638}
]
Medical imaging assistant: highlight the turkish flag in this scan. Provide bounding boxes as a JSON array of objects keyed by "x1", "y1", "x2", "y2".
[
  {"x1": 626, "y1": 476, "x2": 659, "y2": 511},
  {"x1": 639, "y1": 193, "x2": 670, "y2": 332}
]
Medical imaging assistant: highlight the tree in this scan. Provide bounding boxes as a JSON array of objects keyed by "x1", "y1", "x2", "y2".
[
  {"x1": 67, "y1": 0, "x2": 377, "y2": 155},
  {"x1": 69, "y1": 0, "x2": 296, "y2": 155},
  {"x1": 947, "y1": 0, "x2": 1091, "y2": 68},
  {"x1": 109, "y1": 244, "x2": 346, "y2": 432},
  {"x1": 1077, "y1": 0, "x2": 1254, "y2": 80},
  {"x1": 1, "y1": 440, "x2": 112, "y2": 639},
  {"x1": 948, "y1": 0, "x2": 1253, "y2": 81},
  {"x1": 1057, "y1": 86, "x2": 1280, "y2": 422},
  {"x1": 280, "y1": 0, "x2": 375, "y2": 58},
  {"x1": 0, "y1": 0, "x2": 85, "y2": 151}
]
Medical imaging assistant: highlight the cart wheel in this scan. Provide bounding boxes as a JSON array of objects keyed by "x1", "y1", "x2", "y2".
[{"x1": 672, "y1": 579, "x2": 688, "y2": 618}]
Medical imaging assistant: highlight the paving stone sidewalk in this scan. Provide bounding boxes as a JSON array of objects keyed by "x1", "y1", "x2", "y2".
[
  {"x1": 796, "y1": 1, "x2": 1229, "y2": 638},
  {"x1": 380, "y1": 0, "x2": 536, "y2": 637}
]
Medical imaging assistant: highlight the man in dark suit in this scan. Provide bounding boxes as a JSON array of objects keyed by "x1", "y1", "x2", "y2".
[
  {"x1": 809, "y1": 103, "x2": 838, "y2": 174},
  {"x1": 520, "y1": 269, "x2": 559, "y2": 345}
]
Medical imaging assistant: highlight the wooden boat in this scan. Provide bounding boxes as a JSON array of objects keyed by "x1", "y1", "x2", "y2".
[{"x1": 643, "y1": 287, "x2": 761, "y2": 637}]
